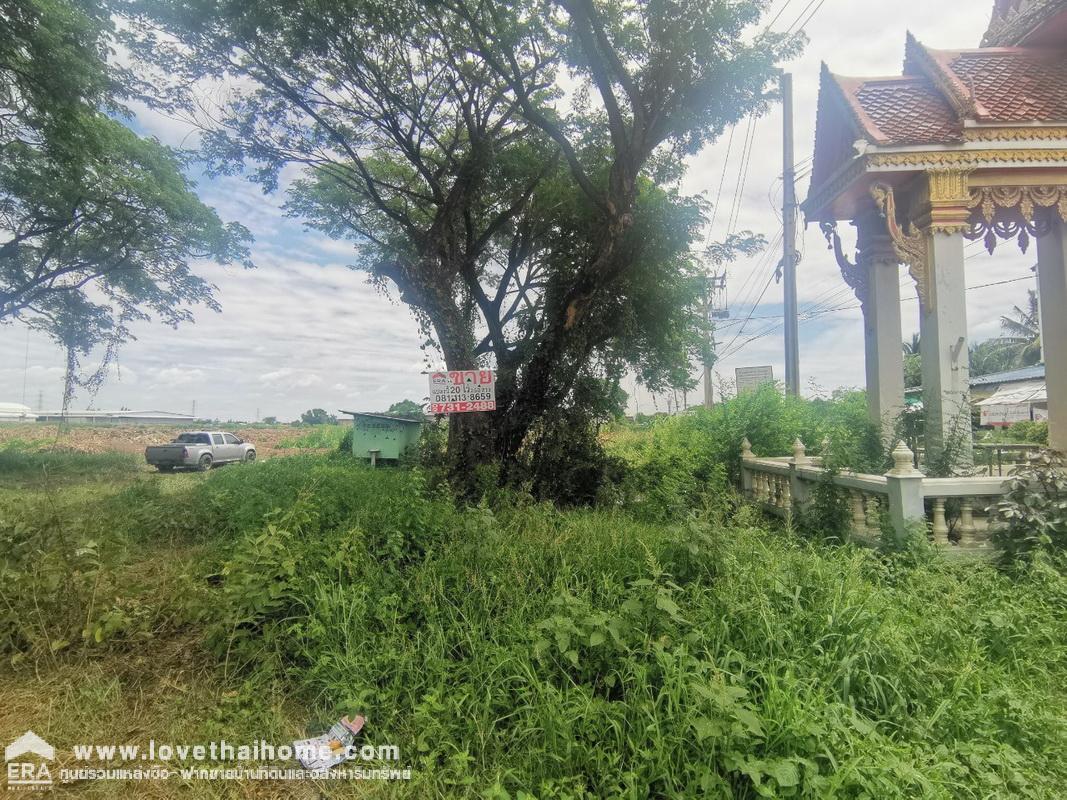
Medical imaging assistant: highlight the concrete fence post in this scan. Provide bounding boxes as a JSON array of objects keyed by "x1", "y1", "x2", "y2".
[
  {"x1": 740, "y1": 438, "x2": 754, "y2": 498},
  {"x1": 789, "y1": 437, "x2": 812, "y2": 509},
  {"x1": 884, "y1": 440, "x2": 925, "y2": 543}
]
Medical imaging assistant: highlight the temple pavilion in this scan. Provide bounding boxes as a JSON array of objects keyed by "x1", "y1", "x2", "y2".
[{"x1": 804, "y1": 0, "x2": 1067, "y2": 466}]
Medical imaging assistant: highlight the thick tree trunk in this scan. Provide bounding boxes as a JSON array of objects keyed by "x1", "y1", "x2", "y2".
[
  {"x1": 494, "y1": 192, "x2": 637, "y2": 475},
  {"x1": 418, "y1": 277, "x2": 506, "y2": 493}
]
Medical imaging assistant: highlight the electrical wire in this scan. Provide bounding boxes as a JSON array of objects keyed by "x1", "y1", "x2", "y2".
[
  {"x1": 717, "y1": 274, "x2": 1036, "y2": 360},
  {"x1": 726, "y1": 116, "x2": 758, "y2": 236},
  {"x1": 764, "y1": 0, "x2": 799, "y2": 31},
  {"x1": 707, "y1": 125, "x2": 737, "y2": 239}
]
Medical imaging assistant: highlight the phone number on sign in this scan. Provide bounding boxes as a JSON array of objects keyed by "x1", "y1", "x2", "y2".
[{"x1": 430, "y1": 401, "x2": 496, "y2": 413}]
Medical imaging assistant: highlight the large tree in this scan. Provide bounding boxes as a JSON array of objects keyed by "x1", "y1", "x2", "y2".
[
  {"x1": 124, "y1": 0, "x2": 797, "y2": 484},
  {"x1": 1, "y1": 0, "x2": 252, "y2": 391}
]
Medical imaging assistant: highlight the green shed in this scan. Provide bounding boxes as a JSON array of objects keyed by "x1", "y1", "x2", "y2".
[{"x1": 340, "y1": 411, "x2": 423, "y2": 463}]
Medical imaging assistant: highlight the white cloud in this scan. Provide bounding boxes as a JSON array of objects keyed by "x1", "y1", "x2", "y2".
[
  {"x1": 0, "y1": 2, "x2": 1027, "y2": 420},
  {"x1": 151, "y1": 366, "x2": 206, "y2": 386}
]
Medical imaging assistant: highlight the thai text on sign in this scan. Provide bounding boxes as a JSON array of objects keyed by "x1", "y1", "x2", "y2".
[{"x1": 428, "y1": 370, "x2": 496, "y2": 413}]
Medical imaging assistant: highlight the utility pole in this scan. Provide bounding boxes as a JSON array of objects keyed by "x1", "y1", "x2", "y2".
[
  {"x1": 702, "y1": 288, "x2": 715, "y2": 409},
  {"x1": 191, "y1": 399, "x2": 197, "y2": 420},
  {"x1": 781, "y1": 72, "x2": 800, "y2": 397}
]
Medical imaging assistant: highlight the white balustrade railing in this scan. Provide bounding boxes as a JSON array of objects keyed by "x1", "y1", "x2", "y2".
[{"x1": 741, "y1": 438, "x2": 1009, "y2": 553}]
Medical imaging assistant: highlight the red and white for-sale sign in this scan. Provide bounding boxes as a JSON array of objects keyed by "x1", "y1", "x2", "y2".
[{"x1": 428, "y1": 370, "x2": 496, "y2": 414}]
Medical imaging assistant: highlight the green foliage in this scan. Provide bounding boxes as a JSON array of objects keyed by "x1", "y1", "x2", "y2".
[
  {"x1": 997, "y1": 290, "x2": 1043, "y2": 367},
  {"x1": 794, "y1": 472, "x2": 852, "y2": 544},
  {"x1": 0, "y1": 0, "x2": 252, "y2": 343},
  {"x1": 385, "y1": 399, "x2": 426, "y2": 419},
  {"x1": 5, "y1": 451, "x2": 1067, "y2": 796},
  {"x1": 1005, "y1": 421, "x2": 1050, "y2": 446},
  {"x1": 516, "y1": 403, "x2": 628, "y2": 508},
  {"x1": 0, "y1": 484, "x2": 197, "y2": 662},
  {"x1": 277, "y1": 424, "x2": 347, "y2": 449},
  {"x1": 125, "y1": 0, "x2": 801, "y2": 491},
  {"x1": 204, "y1": 468, "x2": 1067, "y2": 798},
  {"x1": 903, "y1": 352, "x2": 922, "y2": 388},
  {"x1": 611, "y1": 386, "x2": 884, "y2": 521},
  {"x1": 299, "y1": 408, "x2": 337, "y2": 426},
  {"x1": 0, "y1": 439, "x2": 140, "y2": 488},
  {"x1": 991, "y1": 452, "x2": 1067, "y2": 565}
]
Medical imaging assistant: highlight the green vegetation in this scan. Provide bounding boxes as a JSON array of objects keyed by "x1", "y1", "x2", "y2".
[
  {"x1": 0, "y1": 438, "x2": 140, "y2": 489},
  {"x1": 1, "y1": 0, "x2": 251, "y2": 413},
  {"x1": 980, "y1": 421, "x2": 1050, "y2": 446},
  {"x1": 992, "y1": 451, "x2": 1067, "y2": 565},
  {"x1": 300, "y1": 408, "x2": 339, "y2": 426},
  {"x1": 277, "y1": 424, "x2": 349, "y2": 450},
  {"x1": 126, "y1": 0, "x2": 800, "y2": 490},
  {"x1": 3, "y1": 441, "x2": 1066, "y2": 798},
  {"x1": 609, "y1": 387, "x2": 883, "y2": 521}
]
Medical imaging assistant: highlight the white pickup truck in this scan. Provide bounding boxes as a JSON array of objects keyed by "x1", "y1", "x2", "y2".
[{"x1": 145, "y1": 431, "x2": 256, "y2": 472}]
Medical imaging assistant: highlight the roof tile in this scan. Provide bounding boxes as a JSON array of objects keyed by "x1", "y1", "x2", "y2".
[
  {"x1": 948, "y1": 48, "x2": 1067, "y2": 120},
  {"x1": 848, "y1": 77, "x2": 963, "y2": 145}
]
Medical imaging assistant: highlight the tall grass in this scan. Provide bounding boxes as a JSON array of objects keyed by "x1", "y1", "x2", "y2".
[
  {"x1": 3, "y1": 452, "x2": 1066, "y2": 797},
  {"x1": 0, "y1": 438, "x2": 140, "y2": 488},
  {"x1": 275, "y1": 424, "x2": 349, "y2": 449}
]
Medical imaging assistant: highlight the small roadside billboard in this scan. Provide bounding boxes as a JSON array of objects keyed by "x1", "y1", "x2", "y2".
[
  {"x1": 735, "y1": 366, "x2": 775, "y2": 395},
  {"x1": 428, "y1": 370, "x2": 496, "y2": 414}
]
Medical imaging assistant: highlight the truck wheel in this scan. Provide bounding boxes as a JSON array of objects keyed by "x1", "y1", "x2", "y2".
[
  {"x1": 244, "y1": 450, "x2": 256, "y2": 463},
  {"x1": 157, "y1": 465, "x2": 174, "y2": 473},
  {"x1": 197, "y1": 454, "x2": 213, "y2": 472}
]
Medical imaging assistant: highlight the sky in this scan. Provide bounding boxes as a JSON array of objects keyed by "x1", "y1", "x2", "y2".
[{"x1": 0, "y1": 0, "x2": 1037, "y2": 421}]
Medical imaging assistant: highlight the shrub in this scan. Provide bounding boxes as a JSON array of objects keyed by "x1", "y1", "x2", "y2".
[
  {"x1": 0, "y1": 486, "x2": 198, "y2": 662},
  {"x1": 1006, "y1": 421, "x2": 1050, "y2": 446},
  {"x1": 991, "y1": 451, "x2": 1067, "y2": 565},
  {"x1": 609, "y1": 386, "x2": 884, "y2": 521},
  {"x1": 6, "y1": 453, "x2": 1067, "y2": 796}
]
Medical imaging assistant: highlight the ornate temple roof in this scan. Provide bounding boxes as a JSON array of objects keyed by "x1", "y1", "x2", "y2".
[
  {"x1": 983, "y1": 0, "x2": 1067, "y2": 47},
  {"x1": 805, "y1": 27, "x2": 1067, "y2": 221}
]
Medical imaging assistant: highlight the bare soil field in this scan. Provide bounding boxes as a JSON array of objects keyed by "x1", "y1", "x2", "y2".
[{"x1": 0, "y1": 423, "x2": 325, "y2": 459}]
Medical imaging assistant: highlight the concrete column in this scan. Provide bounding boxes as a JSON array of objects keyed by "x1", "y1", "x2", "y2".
[
  {"x1": 835, "y1": 211, "x2": 905, "y2": 437},
  {"x1": 919, "y1": 231, "x2": 973, "y2": 469},
  {"x1": 862, "y1": 260, "x2": 904, "y2": 433},
  {"x1": 1037, "y1": 217, "x2": 1067, "y2": 452}
]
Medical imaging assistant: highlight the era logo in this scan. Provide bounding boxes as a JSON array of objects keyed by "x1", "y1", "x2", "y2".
[{"x1": 5, "y1": 731, "x2": 54, "y2": 790}]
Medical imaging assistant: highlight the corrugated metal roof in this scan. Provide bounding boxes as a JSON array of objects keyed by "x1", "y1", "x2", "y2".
[
  {"x1": 970, "y1": 364, "x2": 1046, "y2": 386},
  {"x1": 339, "y1": 410, "x2": 423, "y2": 424},
  {"x1": 975, "y1": 379, "x2": 1047, "y2": 404}
]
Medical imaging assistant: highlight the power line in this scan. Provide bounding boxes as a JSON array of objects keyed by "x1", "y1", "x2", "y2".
[
  {"x1": 730, "y1": 228, "x2": 783, "y2": 315},
  {"x1": 726, "y1": 116, "x2": 758, "y2": 236},
  {"x1": 765, "y1": 0, "x2": 800, "y2": 31},
  {"x1": 708, "y1": 125, "x2": 737, "y2": 239},
  {"x1": 787, "y1": 0, "x2": 829, "y2": 34},
  {"x1": 717, "y1": 273, "x2": 1037, "y2": 360},
  {"x1": 718, "y1": 267, "x2": 780, "y2": 357}
]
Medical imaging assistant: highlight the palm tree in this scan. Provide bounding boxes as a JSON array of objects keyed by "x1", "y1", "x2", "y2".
[
  {"x1": 998, "y1": 290, "x2": 1042, "y2": 367},
  {"x1": 902, "y1": 333, "x2": 921, "y2": 356},
  {"x1": 970, "y1": 339, "x2": 1013, "y2": 377}
]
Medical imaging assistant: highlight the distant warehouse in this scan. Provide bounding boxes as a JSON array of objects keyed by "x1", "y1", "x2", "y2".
[
  {"x1": 34, "y1": 410, "x2": 195, "y2": 425},
  {"x1": 0, "y1": 402, "x2": 33, "y2": 421}
]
